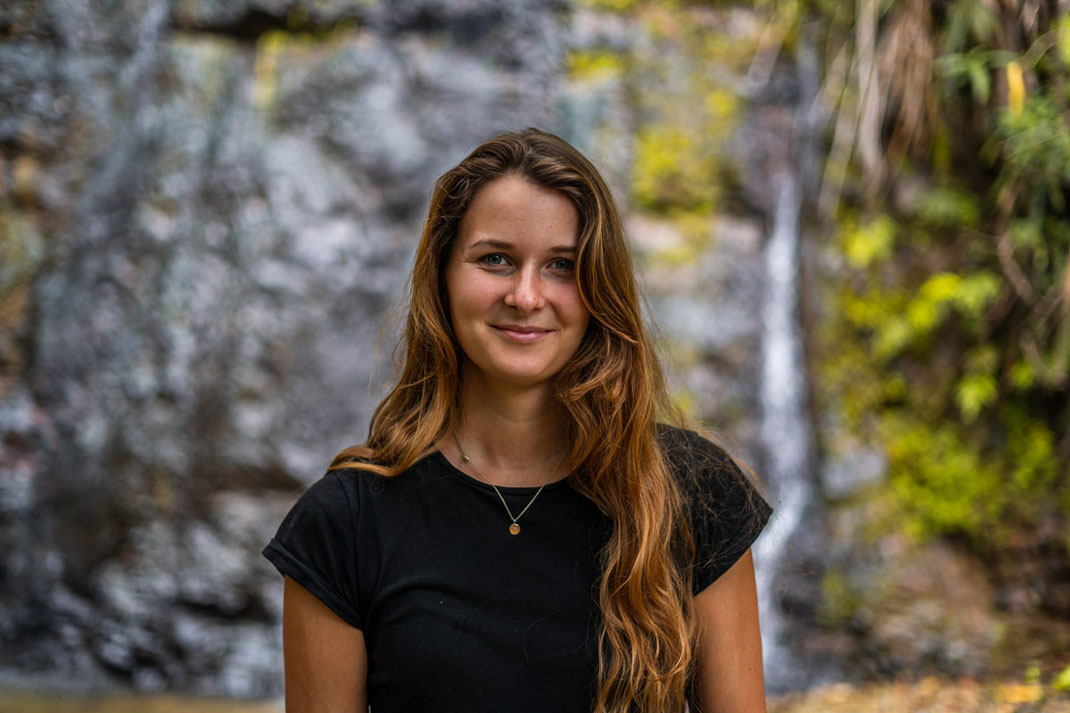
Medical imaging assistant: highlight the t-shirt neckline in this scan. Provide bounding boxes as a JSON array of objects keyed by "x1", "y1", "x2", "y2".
[{"x1": 429, "y1": 450, "x2": 572, "y2": 496}]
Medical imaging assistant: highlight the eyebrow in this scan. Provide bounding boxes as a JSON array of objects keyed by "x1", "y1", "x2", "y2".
[{"x1": 466, "y1": 239, "x2": 576, "y2": 253}]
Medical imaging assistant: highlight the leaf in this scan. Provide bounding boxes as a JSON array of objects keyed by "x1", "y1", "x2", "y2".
[
  {"x1": 965, "y1": 0, "x2": 999, "y2": 44},
  {"x1": 1011, "y1": 359, "x2": 1035, "y2": 390},
  {"x1": 567, "y1": 50, "x2": 624, "y2": 82},
  {"x1": 967, "y1": 59, "x2": 990, "y2": 104},
  {"x1": 954, "y1": 373, "x2": 998, "y2": 423},
  {"x1": 844, "y1": 216, "x2": 897, "y2": 268},
  {"x1": 1059, "y1": 14, "x2": 1070, "y2": 67},
  {"x1": 997, "y1": 683, "x2": 1043, "y2": 703},
  {"x1": 914, "y1": 186, "x2": 982, "y2": 229},
  {"x1": 874, "y1": 316, "x2": 914, "y2": 360},
  {"x1": 1054, "y1": 662, "x2": 1070, "y2": 691},
  {"x1": 907, "y1": 299, "x2": 941, "y2": 333},
  {"x1": 1006, "y1": 60, "x2": 1025, "y2": 115},
  {"x1": 1009, "y1": 218, "x2": 1043, "y2": 251},
  {"x1": 964, "y1": 344, "x2": 999, "y2": 373},
  {"x1": 1025, "y1": 662, "x2": 1041, "y2": 685},
  {"x1": 919, "y1": 272, "x2": 962, "y2": 303},
  {"x1": 952, "y1": 271, "x2": 1001, "y2": 315}
]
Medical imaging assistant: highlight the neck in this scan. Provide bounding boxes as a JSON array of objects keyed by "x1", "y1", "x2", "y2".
[{"x1": 444, "y1": 372, "x2": 570, "y2": 488}]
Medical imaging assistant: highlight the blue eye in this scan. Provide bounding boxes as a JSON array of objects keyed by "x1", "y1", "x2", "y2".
[
  {"x1": 481, "y1": 253, "x2": 506, "y2": 266},
  {"x1": 550, "y1": 258, "x2": 574, "y2": 271}
]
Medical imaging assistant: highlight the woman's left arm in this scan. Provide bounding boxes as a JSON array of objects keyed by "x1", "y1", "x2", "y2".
[{"x1": 692, "y1": 548, "x2": 767, "y2": 713}]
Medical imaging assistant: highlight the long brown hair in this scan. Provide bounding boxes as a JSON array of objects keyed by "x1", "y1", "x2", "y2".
[{"x1": 332, "y1": 128, "x2": 697, "y2": 712}]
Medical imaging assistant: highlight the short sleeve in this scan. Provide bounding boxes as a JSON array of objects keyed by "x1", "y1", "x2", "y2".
[
  {"x1": 262, "y1": 471, "x2": 363, "y2": 629},
  {"x1": 659, "y1": 426, "x2": 773, "y2": 595}
]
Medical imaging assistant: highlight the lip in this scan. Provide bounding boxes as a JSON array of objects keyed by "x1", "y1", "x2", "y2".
[{"x1": 491, "y1": 324, "x2": 553, "y2": 343}]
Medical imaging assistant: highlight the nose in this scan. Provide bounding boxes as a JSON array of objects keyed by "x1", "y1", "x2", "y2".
[{"x1": 503, "y1": 265, "x2": 545, "y2": 314}]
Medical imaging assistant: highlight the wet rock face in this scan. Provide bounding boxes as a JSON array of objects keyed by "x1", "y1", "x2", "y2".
[
  {"x1": 0, "y1": 0, "x2": 836, "y2": 697},
  {"x1": 861, "y1": 542, "x2": 1003, "y2": 676},
  {"x1": 809, "y1": 502, "x2": 1008, "y2": 681},
  {"x1": 0, "y1": 0, "x2": 568, "y2": 696}
]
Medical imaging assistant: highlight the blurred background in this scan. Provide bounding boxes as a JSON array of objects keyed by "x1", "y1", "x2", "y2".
[{"x1": 1, "y1": 0, "x2": 1068, "y2": 710}]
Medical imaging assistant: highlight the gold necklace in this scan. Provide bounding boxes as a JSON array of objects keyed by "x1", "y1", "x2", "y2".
[{"x1": 452, "y1": 430, "x2": 567, "y2": 536}]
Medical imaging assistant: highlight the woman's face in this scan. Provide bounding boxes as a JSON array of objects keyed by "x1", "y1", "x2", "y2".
[{"x1": 444, "y1": 174, "x2": 590, "y2": 392}]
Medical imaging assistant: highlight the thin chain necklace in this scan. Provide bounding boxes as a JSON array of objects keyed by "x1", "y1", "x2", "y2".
[{"x1": 452, "y1": 430, "x2": 568, "y2": 536}]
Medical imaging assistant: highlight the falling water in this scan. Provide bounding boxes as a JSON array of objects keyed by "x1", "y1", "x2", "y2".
[{"x1": 754, "y1": 173, "x2": 814, "y2": 693}]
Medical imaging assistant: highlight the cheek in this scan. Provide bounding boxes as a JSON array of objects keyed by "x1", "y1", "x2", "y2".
[
  {"x1": 443, "y1": 257, "x2": 461, "y2": 317},
  {"x1": 450, "y1": 275, "x2": 496, "y2": 319},
  {"x1": 445, "y1": 260, "x2": 475, "y2": 315},
  {"x1": 557, "y1": 286, "x2": 590, "y2": 330}
]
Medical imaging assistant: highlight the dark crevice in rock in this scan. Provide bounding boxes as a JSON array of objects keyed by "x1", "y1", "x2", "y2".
[
  {"x1": 380, "y1": 6, "x2": 504, "y2": 44},
  {"x1": 183, "y1": 463, "x2": 305, "y2": 509},
  {"x1": 0, "y1": 13, "x2": 60, "y2": 42},
  {"x1": 178, "y1": 596, "x2": 270, "y2": 622},
  {"x1": 171, "y1": 7, "x2": 363, "y2": 44}
]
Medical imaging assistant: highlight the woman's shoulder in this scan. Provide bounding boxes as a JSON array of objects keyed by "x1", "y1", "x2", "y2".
[
  {"x1": 320, "y1": 449, "x2": 448, "y2": 495},
  {"x1": 655, "y1": 423, "x2": 770, "y2": 515},
  {"x1": 656, "y1": 423, "x2": 773, "y2": 591},
  {"x1": 283, "y1": 454, "x2": 430, "y2": 531},
  {"x1": 655, "y1": 423, "x2": 735, "y2": 471}
]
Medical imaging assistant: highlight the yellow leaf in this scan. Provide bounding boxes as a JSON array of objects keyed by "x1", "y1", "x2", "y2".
[
  {"x1": 1006, "y1": 60, "x2": 1025, "y2": 116},
  {"x1": 1054, "y1": 662, "x2": 1070, "y2": 690},
  {"x1": 1059, "y1": 15, "x2": 1070, "y2": 67},
  {"x1": 997, "y1": 683, "x2": 1042, "y2": 703},
  {"x1": 919, "y1": 272, "x2": 962, "y2": 302}
]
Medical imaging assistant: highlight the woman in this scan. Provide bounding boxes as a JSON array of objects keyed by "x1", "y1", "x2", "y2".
[{"x1": 263, "y1": 128, "x2": 772, "y2": 712}]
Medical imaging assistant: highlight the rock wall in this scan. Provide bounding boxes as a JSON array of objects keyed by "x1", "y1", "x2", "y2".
[
  {"x1": 0, "y1": 0, "x2": 574, "y2": 695},
  {"x1": 0, "y1": 0, "x2": 837, "y2": 698}
]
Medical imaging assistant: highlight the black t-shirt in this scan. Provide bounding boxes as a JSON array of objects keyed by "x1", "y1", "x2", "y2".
[{"x1": 262, "y1": 425, "x2": 772, "y2": 712}]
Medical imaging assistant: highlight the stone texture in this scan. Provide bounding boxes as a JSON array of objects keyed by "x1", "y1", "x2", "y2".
[
  {"x1": 811, "y1": 499, "x2": 1009, "y2": 681},
  {"x1": 0, "y1": 0, "x2": 571, "y2": 696},
  {"x1": 0, "y1": 0, "x2": 856, "y2": 698}
]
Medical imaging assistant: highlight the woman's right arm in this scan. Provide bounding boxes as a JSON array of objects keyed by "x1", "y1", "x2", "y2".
[{"x1": 282, "y1": 575, "x2": 368, "y2": 713}]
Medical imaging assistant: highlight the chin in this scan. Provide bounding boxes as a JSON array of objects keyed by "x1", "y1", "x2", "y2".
[
  {"x1": 493, "y1": 369, "x2": 558, "y2": 389},
  {"x1": 477, "y1": 360, "x2": 563, "y2": 390}
]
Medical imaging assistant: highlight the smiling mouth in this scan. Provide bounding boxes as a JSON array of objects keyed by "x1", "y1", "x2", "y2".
[
  {"x1": 493, "y1": 324, "x2": 551, "y2": 333},
  {"x1": 491, "y1": 325, "x2": 553, "y2": 342}
]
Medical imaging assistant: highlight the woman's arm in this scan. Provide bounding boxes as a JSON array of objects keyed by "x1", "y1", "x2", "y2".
[
  {"x1": 692, "y1": 548, "x2": 767, "y2": 713},
  {"x1": 282, "y1": 575, "x2": 368, "y2": 713}
]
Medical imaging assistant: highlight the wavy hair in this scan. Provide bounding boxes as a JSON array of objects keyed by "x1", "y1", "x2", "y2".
[{"x1": 331, "y1": 128, "x2": 696, "y2": 712}]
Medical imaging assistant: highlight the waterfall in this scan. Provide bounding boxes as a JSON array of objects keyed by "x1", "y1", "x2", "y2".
[{"x1": 755, "y1": 173, "x2": 814, "y2": 692}]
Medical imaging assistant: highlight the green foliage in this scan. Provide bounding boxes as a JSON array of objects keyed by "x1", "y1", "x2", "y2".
[
  {"x1": 1024, "y1": 662, "x2": 1042, "y2": 685},
  {"x1": 575, "y1": 0, "x2": 640, "y2": 10},
  {"x1": 843, "y1": 215, "x2": 896, "y2": 269},
  {"x1": 998, "y1": 95, "x2": 1070, "y2": 194},
  {"x1": 1010, "y1": 359, "x2": 1035, "y2": 390},
  {"x1": 633, "y1": 127, "x2": 721, "y2": 212},
  {"x1": 1054, "y1": 662, "x2": 1070, "y2": 691},
  {"x1": 823, "y1": 234, "x2": 1062, "y2": 541},
  {"x1": 1003, "y1": 405, "x2": 1058, "y2": 496},
  {"x1": 818, "y1": 569, "x2": 859, "y2": 627},
  {"x1": 1059, "y1": 14, "x2": 1070, "y2": 68},
  {"x1": 600, "y1": 0, "x2": 1070, "y2": 567},
  {"x1": 581, "y1": 1, "x2": 751, "y2": 230},
  {"x1": 814, "y1": 0, "x2": 1069, "y2": 558},
  {"x1": 944, "y1": 0, "x2": 1000, "y2": 52},
  {"x1": 852, "y1": 269, "x2": 1000, "y2": 362},
  {"x1": 938, "y1": 48, "x2": 1001, "y2": 104},
  {"x1": 566, "y1": 49, "x2": 625, "y2": 82},
  {"x1": 953, "y1": 372, "x2": 997, "y2": 423},
  {"x1": 628, "y1": 56, "x2": 743, "y2": 214},
  {"x1": 912, "y1": 186, "x2": 982, "y2": 230},
  {"x1": 952, "y1": 271, "x2": 1001, "y2": 315},
  {"x1": 882, "y1": 415, "x2": 1002, "y2": 540}
]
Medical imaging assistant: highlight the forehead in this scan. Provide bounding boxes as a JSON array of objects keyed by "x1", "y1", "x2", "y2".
[{"x1": 456, "y1": 175, "x2": 579, "y2": 248}]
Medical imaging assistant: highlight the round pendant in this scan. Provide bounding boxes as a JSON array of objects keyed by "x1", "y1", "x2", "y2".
[{"x1": 509, "y1": 523, "x2": 521, "y2": 535}]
